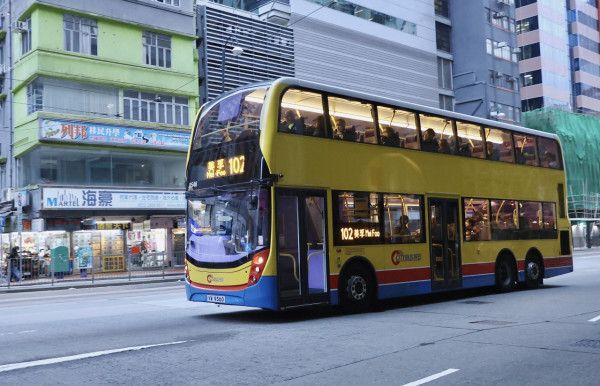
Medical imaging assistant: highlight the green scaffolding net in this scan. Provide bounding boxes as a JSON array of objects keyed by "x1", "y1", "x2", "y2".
[{"x1": 523, "y1": 108, "x2": 600, "y2": 218}]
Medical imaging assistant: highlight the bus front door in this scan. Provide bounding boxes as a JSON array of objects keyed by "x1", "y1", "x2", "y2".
[
  {"x1": 276, "y1": 189, "x2": 329, "y2": 309},
  {"x1": 428, "y1": 198, "x2": 462, "y2": 290}
]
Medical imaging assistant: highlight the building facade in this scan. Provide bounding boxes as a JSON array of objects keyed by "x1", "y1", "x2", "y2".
[
  {"x1": 0, "y1": 0, "x2": 198, "y2": 267},
  {"x1": 449, "y1": 0, "x2": 522, "y2": 122}
]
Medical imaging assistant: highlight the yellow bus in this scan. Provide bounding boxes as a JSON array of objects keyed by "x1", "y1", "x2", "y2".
[{"x1": 185, "y1": 77, "x2": 572, "y2": 312}]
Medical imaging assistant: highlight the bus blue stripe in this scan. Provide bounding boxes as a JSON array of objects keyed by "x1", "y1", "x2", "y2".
[{"x1": 186, "y1": 276, "x2": 279, "y2": 310}]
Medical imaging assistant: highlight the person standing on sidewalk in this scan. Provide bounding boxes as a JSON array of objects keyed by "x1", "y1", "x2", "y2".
[{"x1": 9, "y1": 246, "x2": 22, "y2": 282}]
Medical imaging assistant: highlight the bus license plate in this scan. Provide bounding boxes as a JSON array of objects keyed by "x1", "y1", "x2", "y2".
[{"x1": 207, "y1": 295, "x2": 226, "y2": 303}]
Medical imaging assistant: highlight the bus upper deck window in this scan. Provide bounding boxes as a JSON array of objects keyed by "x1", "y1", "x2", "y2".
[
  {"x1": 484, "y1": 127, "x2": 514, "y2": 163},
  {"x1": 377, "y1": 106, "x2": 418, "y2": 149},
  {"x1": 538, "y1": 137, "x2": 561, "y2": 169},
  {"x1": 514, "y1": 134, "x2": 538, "y2": 166},
  {"x1": 456, "y1": 122, "x2": 484, "y2": 158},
  {"x1": 328, "y1": 96, "x2": 376, "y2": 144},
  {"x1": 419, "y1": 114, "x2": 455, "y2": 154},
  {"x1": 279, "y1": 89, "x2": 325, "y2": 136}
]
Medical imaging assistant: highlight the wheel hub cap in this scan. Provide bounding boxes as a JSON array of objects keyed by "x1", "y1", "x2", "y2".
[{"x1": 349, "y1": 276, "x2": 367, "y2": 300}]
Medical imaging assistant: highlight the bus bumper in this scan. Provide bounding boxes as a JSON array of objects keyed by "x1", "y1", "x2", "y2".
[{"x1": 186, "y1": 275, "x2": 279, "y2": 310}]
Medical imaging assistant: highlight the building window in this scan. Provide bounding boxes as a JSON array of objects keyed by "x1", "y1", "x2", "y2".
[
  {"x1": 437, "y1": 57, "x2": 453, "y2": 90},
  {"x1": 520, "y1": 70, "x2": 542, "y2": 87},
  {"x1": 143, "y1": 31, "x2": 171, "y2": 68},
  {"x1": 20, "y1": 16, "x2": 32, "y2": 55},
  {"x1": 64, "y1": 14, "x2": 98, "y2": 56},
  {"x1": 516, "y1": 0, "x2": 536, "y2": 7},
  {"x1": 123, "y1": 90, "x2": 189, "y2": 126},
  {"x1": 518, "y1": 43, "x2": 540, "y2": 60},
  {"x1": 439, "y1": 94, "x2": 454, "y2": 111},
  {"x1": 153, "y1": 0, "x2": 180, "y2": 6},
  {"x1": 522, "y1": 97, "x2": 544, "y2": 111},
  {"x1": 435, "y1": 0, "x2": 449, "y2": 18},
  {"x1": 486, "y1": 38, "x2": 493, "y2": 54},
  {"x1": 26, "y1": 77, "x2": 119, "y2": 118},
  {"x1": 436, "y1": 22, "x2": 451, "y2": 53},
  {"x1": 516, "y1": 16, "x2": 538, "y2": 34}
]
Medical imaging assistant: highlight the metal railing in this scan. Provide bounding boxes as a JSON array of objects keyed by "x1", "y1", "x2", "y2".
[{"x1": 1, "y1": 250, "x2": 186, "y2": 288}]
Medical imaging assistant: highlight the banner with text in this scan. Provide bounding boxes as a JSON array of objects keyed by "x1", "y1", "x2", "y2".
[
  {"x1": 39, "y1": 119, "x2": 190, "y2": 151},
  {"x1": 42, "y1": 188, "x2": 185, "y2": 210}
]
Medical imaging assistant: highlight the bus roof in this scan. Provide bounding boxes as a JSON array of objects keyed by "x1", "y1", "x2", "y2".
[{"x1": 257, "y1": 77, "x2": 559, "y2": 141}]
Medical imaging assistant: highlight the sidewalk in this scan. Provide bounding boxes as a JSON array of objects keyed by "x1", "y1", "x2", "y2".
[{"x1": 0, "y1": 267, "x2": 185, "y2": 293}]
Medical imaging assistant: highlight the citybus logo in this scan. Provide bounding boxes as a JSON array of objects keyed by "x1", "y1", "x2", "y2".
[
  {"x1": 207, "y1": 275, "x2": 224, "y2": 283},
  {"x1": 391, "y1": 250, "x2": 422, "y2": 265}
]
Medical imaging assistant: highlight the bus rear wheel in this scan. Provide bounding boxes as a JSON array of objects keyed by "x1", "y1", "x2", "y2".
[
  {"x1": 495, "y1": 256, "x2": 516, "y2": 292},
  {"x1": 525, "y1": 256, "x2": 543, "y2": 289},
  {"x1": 339, "y1": 265, "x2": 374, "y2": 313}
]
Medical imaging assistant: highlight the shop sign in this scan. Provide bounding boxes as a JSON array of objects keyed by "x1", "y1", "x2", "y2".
[
  {"x1": 97, "y1": 222, "x2": 131, "y2": 230},
  {"x1": 40, "y1": 119, "x2": 190, "y2": 151},
  {"x1": 47, "y1": 218, "x2": 82, "y2": 231},
  {"x1": 42, "y1": 188, "x2": 185, "y2": 210},
  {"x1": 16, "y1": 190, "x2": 29, "y2": 208},
  {"x1": 22, "y1": 220, "x2": 32, "y2": 231},
  {"x1": 76, "y1": 246, "x2": 93, "y2": 269},
  {"x1": 32, "y1": 218, "x2": 45, "y2": 232}
]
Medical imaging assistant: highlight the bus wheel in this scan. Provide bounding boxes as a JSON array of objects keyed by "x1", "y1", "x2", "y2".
[
  {"x1": 495, "y1": 256, "x2": 516, "y2": 292},
  {"x1": 525, "y1": 256, "x2": 543, "y2": 289},
  {"x1": 340, "y1": 265, "x2": 373, "y2": 313}
]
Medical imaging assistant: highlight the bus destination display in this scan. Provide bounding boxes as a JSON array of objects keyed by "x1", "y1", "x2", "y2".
[{"x1": 206, "y1": 155, "x2": 245, "y2": 179}]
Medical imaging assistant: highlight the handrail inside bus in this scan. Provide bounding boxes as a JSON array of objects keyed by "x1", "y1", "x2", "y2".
[{"x1": 279, "y1": 253, "x2": 299, "y2": 282}]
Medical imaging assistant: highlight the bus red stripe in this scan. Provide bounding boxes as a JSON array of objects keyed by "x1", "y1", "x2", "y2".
[
  {"x1": 377, "y1": 268, "x2": 431, "y2": 284},
  {"x1": 544, "y1": 256, "x2": 573, "y2": 268},
  {"x1": 462, "y1": 262, "x2": 495, "y2": 276}
]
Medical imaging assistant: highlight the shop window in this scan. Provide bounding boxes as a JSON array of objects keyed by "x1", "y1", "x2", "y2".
[
  {"x1": 538, "y1": 137, "x2": 561, "y2": 169},
  {"x1": 334, "y1": 191, "x2": 381, "y2": 245},
  {"x1": 514, "y1": 134, "x2": 538, "y2": 166},
  {"x1": 328, "y1": 96, "x2": 376, "y2": 143},
  {"x1": 377, "y1": 106, "x2": 418, "y2": 149},
  {"x1": 484, "y1": 127, "x2": 514, "y2": 162},
  {"x1": 279, "y1": 88, "x2": 324, "y2": 136},
  {"x1": 419, "y1": 114, "x2": 455, "y2": 154},
  {"x1": 464, "y1": 198, "x2": 491, "y2": 241},
  {"x1": 383, "y1": 194, "x2": 424, "y2": 244},
  {"x1": 491, "y1": 199, "x2": 518, "y2": 240},
  {"x1": 455, "y1": 121, "x2": 484, "y2": 158}
]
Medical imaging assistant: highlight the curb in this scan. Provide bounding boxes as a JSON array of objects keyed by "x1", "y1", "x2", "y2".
[{"x1": 0, "y1": 276, "x2": 184, "y2": 294}]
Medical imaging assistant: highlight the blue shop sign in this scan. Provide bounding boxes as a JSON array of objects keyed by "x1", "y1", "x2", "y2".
[{"x1": 40, "y1": 119, "x2": 190, "y2": 151}]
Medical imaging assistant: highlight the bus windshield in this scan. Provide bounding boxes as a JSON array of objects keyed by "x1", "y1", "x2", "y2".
[
  {"x1": 192, "y1": 87, "x2": 267, "y2": 149},
  {"x1": 186, "y1": 187, "x2": 270, "y2": 265}
]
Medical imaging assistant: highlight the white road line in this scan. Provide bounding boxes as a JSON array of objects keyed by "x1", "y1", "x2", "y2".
[
  {"x1": 0, "y1": 330, "x2": 36, "y2": 337},
  {"x1": 403, "y1": 369, "x2": 460, "y2": 386},
  {"x1": 589, "y1": 315, "x2": 600, "y2": 322},
  {"x1": 0, "y1": 340, "x2": 189, "y2": 373}
]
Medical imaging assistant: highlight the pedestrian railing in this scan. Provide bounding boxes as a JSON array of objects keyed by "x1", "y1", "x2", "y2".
[{"x1": 0, "y1": 250, "x2": 186, "y2": 288}]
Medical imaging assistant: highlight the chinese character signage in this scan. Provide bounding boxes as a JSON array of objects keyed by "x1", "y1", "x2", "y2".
[
  {"x1": 40, "y1": 119, "x2": 190, "y2": 151},
  {"x1": 42, "y1": 188, "x2": 185, "y2": 210}
]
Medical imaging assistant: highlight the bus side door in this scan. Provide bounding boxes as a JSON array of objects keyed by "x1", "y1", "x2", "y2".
[
  {"x1": 428, "y1": 197, "x2": 462, "y2": 290},
  {"x1": 275, "y1": 189, "x2": 329, "y2": 308}
]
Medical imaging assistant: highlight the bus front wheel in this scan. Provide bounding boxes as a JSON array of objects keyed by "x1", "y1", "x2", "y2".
[
  {"x1": 339, "y1": 265, "x2": 374, "y2": 313},
  {"x1": 495, "y1": 256, "x2": 516, "y2": 292}
]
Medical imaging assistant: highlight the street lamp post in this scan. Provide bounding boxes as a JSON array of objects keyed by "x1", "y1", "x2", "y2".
[{"x1": 221, "y1": 35, "x2": 244, "y2": 94}]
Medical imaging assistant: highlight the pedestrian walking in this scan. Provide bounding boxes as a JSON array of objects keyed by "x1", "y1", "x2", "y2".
[{"x1": 9, "y1": 246, "x2": 22, "y2": 282}]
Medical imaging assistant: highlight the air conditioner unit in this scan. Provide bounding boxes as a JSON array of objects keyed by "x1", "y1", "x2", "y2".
[
  {"x1": 12, "y1": 20, "x2": 28, "y2": 33},
  {"x1": 497, "y1": 41, "x2": 508, "y2": 48},
  {"x1": 498, "y1": 0, "x2": 511, "y2": 6},
  {"x1": 2, "y1": 188, "x2": 13, "y2": 202},
  {"x1": 493, "y1": 12, "x2": 506, "y2": 19},
  {"x1": 496, "y1": 72, "x2": 504, "y2": 78},
  {"x1": 512, "y1": 47, "x2": 522, "y2": 54}
]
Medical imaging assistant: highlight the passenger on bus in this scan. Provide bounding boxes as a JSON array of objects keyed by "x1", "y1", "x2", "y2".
[
  {"x1": 486, "y1": 142, "x2": 500, "y2": 161},
  {"x1": 334, "y1": 119, "x2": 346, "y2": 139},
  {"x1": 311, "y1": 115, "x2": 327, "y2": 137},
  {"x1": 381, "y1": 126, "x2": 400, "y2": 147},
  {"x1": 465, "y1": 217, "x2": 480, "y2": 241},
  {"x1": 456, "y1": 137, "x2": 471, "y2": 157},
  {"x1": 280, "y1": 110, "x2": 299, "y2": 133},
  {"x1": 393, "y1": 215, "x2": 411, "y2": 242},
  {"x1": 421, "y1": 128, "x2": 439, "y2": 152},
  {"x1": 439, "y1": 138, "x2": 452, "y2": 154}
]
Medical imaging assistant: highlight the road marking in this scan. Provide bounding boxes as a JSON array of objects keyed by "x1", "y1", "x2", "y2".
[
  {"x1": 0, "y1": 340, "x2": 190, "y2": 373},
  {"x1": 403, "y1": 369, "x2": 460, "y2": 386},
  {"x1": 589, "y1": 315, "x2": 600, "y2": 322},
  {"x1": 0, "y1": 330, "x2": 36, "y2": 337}
]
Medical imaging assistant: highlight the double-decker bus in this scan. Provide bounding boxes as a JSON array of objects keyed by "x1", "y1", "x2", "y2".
[{"x1": 184, "y1": 77, "x2": 572, "y2": 312}]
